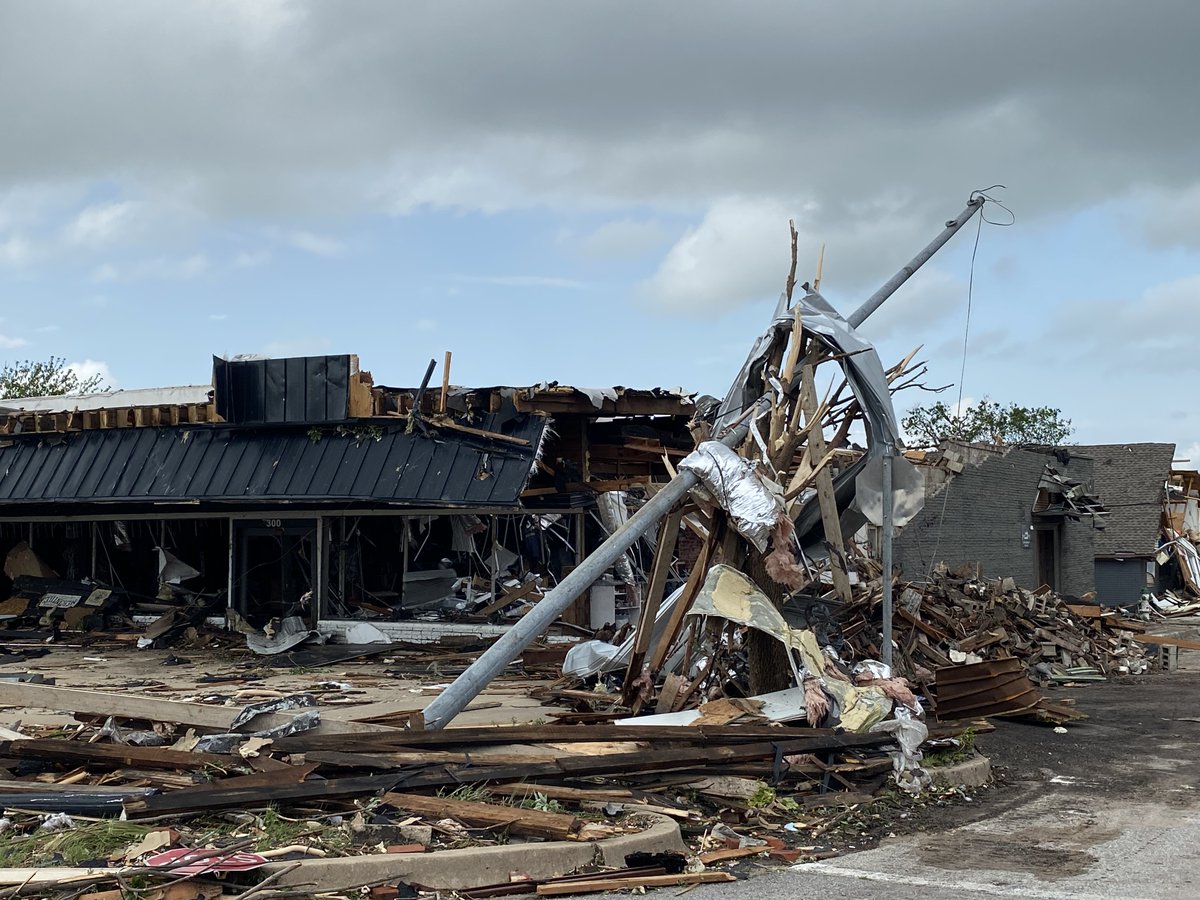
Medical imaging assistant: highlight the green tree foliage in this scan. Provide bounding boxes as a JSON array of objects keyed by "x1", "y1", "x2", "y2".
[
  {"x1": 902, "y1": 397, "x2": 1073, "y2": 448},
  {"x1": 0, "y1": 357, "x2": 106, "y2": 400}
]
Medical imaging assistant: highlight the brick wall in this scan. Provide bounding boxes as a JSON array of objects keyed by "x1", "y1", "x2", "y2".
[{"x1": 893, "y1": 447, "x2": 1097, "y2": 595}]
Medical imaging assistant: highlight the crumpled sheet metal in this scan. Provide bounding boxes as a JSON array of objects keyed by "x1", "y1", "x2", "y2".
[
  {"x1": 230, "y1": 693, "x2": 317, "y2": 730},
  {"x1": 710, "y1": 289, "x2": 913, "y2": 549},
  {"x1": 247, "y1": 615, "x2": 325, "y2": 655},
  {"x1": 714, "y1": 289, "x2": 899, "y2": 450},
  {"x1": 686, "y1": 564, "x2": 891, "y2": 732},
  {"x1": 194, "y1": 709, "x2": 321, "y2": 754},
  {"x1": 679, "y1": 442, "x2": 784, "y2": 552}
]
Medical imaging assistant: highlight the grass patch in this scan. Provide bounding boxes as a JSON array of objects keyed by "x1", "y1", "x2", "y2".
[
  {"x1": 519, "y1": 792, "x2": 565, "y2": 814},
  {"x1": 254, "y1": 807, "x2": 310, "y2": 851},
  {"x1": 747, "y1": 783, "x2": 776, "y2": 809},
  {"x1": 0, "y1": 821, "x2": 150, "y2": 867},
  {"x1": 924, "y1": 727, "x2": 977, "y2": 768},
  {"x1": 441, "y1": 784, "x2": 495, "y2": 804}
]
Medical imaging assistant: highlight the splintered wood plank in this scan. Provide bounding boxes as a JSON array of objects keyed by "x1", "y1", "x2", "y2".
[
  {"x1": 623, "y1": 506, "x2": 686, "y2": 703},
  {"x1": 0, "y1": 738, "x2": 225, "y2": 771},
  {"x1": 799, "y1": 361, "x2": 852, "y2": 603},
  {"x1": 382, "y1": 791, "x2": 580, "y2": 840},
  {"x1": 537, "y1": 873, "x2": 735, "y2": 895},
  {"x1": 644, "y1": 525, "x2": 716, "y2": 677},
  {"x1": 123, "y1": 773, "x2": 406, "y2": 817},
  {"x1": 1132, "y1": 633, "x2": 1200, "y2": 651}
]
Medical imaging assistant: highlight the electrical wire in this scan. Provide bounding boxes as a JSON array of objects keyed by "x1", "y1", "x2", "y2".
[{"x1": 925, "y1": 191, "x2": 1012, "y2": 576}]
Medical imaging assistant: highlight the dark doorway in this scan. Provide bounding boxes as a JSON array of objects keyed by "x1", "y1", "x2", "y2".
[
  {"x1": 235, "y1": 520, "x2": 317, "y2": 627},
  {"x1": 1035, "y1": 526, "x2": 1059, "y2": 591}
]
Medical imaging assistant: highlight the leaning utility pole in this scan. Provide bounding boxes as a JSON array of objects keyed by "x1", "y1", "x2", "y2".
[
  {"x1": 422, "y1": 195, "x2": 986, "y2": 729},
  {"x1": 847, "y1": 196, "x2": 984, "y2": 668}
]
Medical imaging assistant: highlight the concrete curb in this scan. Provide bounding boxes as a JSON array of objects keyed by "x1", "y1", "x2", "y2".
[
  {"x1": 927, "y1": 752, "x2": 991, "y2": 788},
  {"x1": 261, "y1": 813, "x2": 689, "y2": 892}
]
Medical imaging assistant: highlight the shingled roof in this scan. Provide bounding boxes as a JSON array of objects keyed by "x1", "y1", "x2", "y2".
[{"x1": 1072, "y1": 443, "x2": 1174, "y2": 558}]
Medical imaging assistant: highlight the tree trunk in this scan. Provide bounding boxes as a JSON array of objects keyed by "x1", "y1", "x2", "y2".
[{"x1": 744, "y1": 549, "x2": 794, "y2": 695}]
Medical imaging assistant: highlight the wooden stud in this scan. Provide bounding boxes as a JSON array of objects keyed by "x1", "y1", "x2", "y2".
[
  {"x1": 799, "y1": 361, "x2": 852, "y2": 603},
  {"x1": 439, "y1": 350, "x2": 452, "y2": 415},
  {"x1": 622, "y1": 506, "x2": 686, "y2": 705}
]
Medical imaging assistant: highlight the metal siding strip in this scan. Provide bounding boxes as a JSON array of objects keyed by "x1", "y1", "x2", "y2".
[
  {"x1": 203, "y1": 437, "x2": 249, "y2": 499},
  {"x1": 0, "y1": 444, "x2": 34, "y2": 500},
  {"x1": 369, "y1": 431, "x2": 417, "y2": 498},
  {"x1": 89, "y1": 429, "x2": 143, "y2": 500},
  {"x1": 465, "y1": 450, "x2": 515, "y2": 504},
  {"x1": 108, "y1": 428, "x2": 158, "y2": 498},
  {"x1": 0, "y1": 443, "x2": 39, "y2": 499},
  {"x1": 482, "y1": 453, "x2": 530, "y2": 505},
  {"x1": 284, "y1": 357, "x2": 306, "y2": 423},
  {"x1": 29, "y1": 439, "x2": 74, "y2": 500},
  {"x1": 305, "y1": 358, "x2": 327, "y2": 422},
  {"x1": 308, "y1": 433, "x2": 351, "y2": 498},
  {"x1": 233, "y1": 361, "x2": 260, "y2": 425},
  {"x1": 227, "y1": 434, "x2": 269, "y2": 497},
  {"x1": 242, "y1": 433, "x2": 287, "y2": 496},
  {"x1": 438, "y1": 443, "x2": 480, "y2": 502},
  {"x1": 129, "y1": 430, "x2": 172, "y2": 498},
  {"x1": 74, "y1": 432, "x2": 120, "y2": 498},
  {"x1": 212, "y1": 355, "x2": 231, "y2": 419},
  {"x1": 147, "y1": 428, "x2": 197, "y2": 497},
  {"x1": 328, "y1": 435, "x2": 371, "y2": 496},
  {"x1": 282, "y1": 433, "x2": 327, "y2": 495},
  {"x1": 417, "y1": 442, "x2": 458, "y2": 500},
  {"x1": 265, "y1": 359, "x2": 288, "y2": 423},
  {"x1": 8, "y1": 440, "x2": 58, "y2": 501},
  {"x1": 263, "y1": 434, "x2": 309, "y2": 495},
  {"x1": 169, "y1": 429, "x2": 216, "y2": 497},
  {"x1": 326, "y1": 355, "x2": 350, "y2": 420},
  {"x1": 348, "y1": 432, "x2": 392, "y2": 496},
  {"x1": 55, "y1": 433, "x2": 107, "y2": 500},
  {"x1": 488, "y1": 419, "x2": 545, "y2": 504},
  {"x1": 394, "y1": 434, "x2": 437, "y2": 501}
]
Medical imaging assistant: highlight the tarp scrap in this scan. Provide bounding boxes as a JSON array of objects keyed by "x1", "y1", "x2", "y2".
[{"x1": 686, "y1": 564, "x2": 891, "y2": 732}]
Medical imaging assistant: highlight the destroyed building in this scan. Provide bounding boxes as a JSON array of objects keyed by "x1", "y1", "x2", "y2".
[
  {"x1": 0, "y1": 195, "x2": 1179, "y2": 899},
  {"x1": 893, "y1": 441, "x2": 1105, "y2": 597},
  {"x1": 1072, "y1": 443, "x2": 1175, "y2": 604},
  {"x1": 0, "y1": 353, "x2": 696, "y2": 640}
]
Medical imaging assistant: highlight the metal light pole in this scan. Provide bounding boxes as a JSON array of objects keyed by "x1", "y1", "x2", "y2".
[
  {"x1": 422, "y1": 196, "x2": 987, "y2": 728},
  {"x1": 849, "y1": 195, "x2": 985, "y2": 672},
  {"x1": 420, "y1": 403, "x2": 767, "y2": 730}
]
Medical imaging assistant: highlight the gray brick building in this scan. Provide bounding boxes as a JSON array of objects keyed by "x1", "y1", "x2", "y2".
[
  {"x1": 893, "y1": 443, "x2": 1101, "y2": 597},
  {"x1": 1072, "y1": 443, "x2": 1175, "y2": 606}
]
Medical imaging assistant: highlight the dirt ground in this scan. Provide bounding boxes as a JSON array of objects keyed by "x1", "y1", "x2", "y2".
[{"x1": 0, "y1": 639, "x2": 558, "y2": 729}]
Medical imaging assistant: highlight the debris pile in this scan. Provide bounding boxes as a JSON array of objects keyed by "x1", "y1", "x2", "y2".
[
  {"x1": 839, "y1": 564, "x2": 1155, "y2": 685},
  {"x1": 0, "y1": 679, "x2": 980, "y2": 897}
]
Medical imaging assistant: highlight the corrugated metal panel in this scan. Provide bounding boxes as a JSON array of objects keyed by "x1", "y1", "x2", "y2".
[
  {"x1": 1094, "y1": 559, "x2": 1147, "y2": 607},
  {"x1": 0, "y1": 415, "x2": 544, "y2": 512},
  {"x1": 212, "y1": 355, "x2": 353, "y2": 425}
]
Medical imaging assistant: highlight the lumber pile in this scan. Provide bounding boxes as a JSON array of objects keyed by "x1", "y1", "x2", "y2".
[
  {"x1": 838, "y1": 564, "x2": 1154, "y2": 686},
  {"x1": 0, "y1": 679, "x2": 978, "y2": 898}
]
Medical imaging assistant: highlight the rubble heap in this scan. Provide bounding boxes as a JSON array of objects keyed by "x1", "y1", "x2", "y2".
[{"x1": 840, "y1": 564, "x2": 1154, "y2": 685}]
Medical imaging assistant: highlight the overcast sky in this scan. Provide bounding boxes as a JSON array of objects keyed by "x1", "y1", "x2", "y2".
[{"x1": 2, "y1": 2, "x2": 1199, "y2": 462}]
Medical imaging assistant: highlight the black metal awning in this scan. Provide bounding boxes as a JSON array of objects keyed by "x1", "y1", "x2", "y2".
[{"x1": 0, "y1": 415, "x2": 545, "y2": 515}]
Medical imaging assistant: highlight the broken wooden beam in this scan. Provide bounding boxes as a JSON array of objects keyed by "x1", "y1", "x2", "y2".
[
  {"x1": 0, "y1": 739, "x2": 226, "y2": 772},
  {"x1": 382, "y1": 791, "x2": 581, "y2": 841}
]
